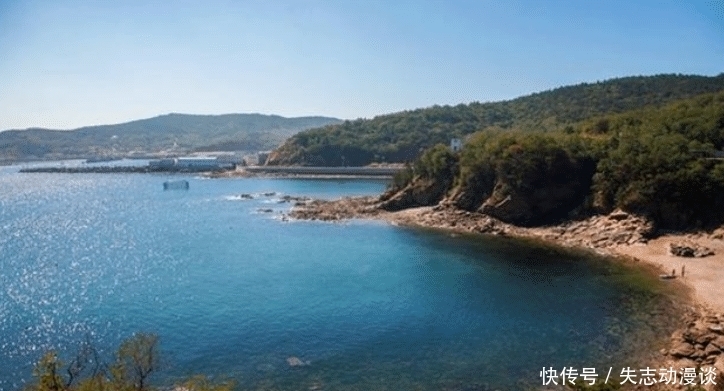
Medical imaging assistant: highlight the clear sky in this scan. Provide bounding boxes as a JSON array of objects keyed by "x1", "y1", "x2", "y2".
[{"x1": 1, "y1": 0, "x2": 723, "y2": 130}]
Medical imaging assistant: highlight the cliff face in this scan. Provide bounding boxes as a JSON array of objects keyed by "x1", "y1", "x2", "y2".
[
  {"x1": 476, "y1": 163, "x2": 595, "y2": 226},
  {"x1": 381, "y1": 158, "x2": 595, "y2": 226},
  {"x1": 379, "y1": 179, "x2": 450, "y2": 211},
  {"x1": 477, "y1": 180, "x2": 589, "y2": 225}
]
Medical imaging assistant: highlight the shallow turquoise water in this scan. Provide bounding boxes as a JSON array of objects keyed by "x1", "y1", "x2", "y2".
[{"x1": 0, "y1": 165, "x2": 672, "y2": 390}]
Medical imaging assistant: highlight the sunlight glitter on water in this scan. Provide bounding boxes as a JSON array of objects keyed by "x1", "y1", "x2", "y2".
[{"x1": 0, "y1": 168, "x2": 676, "y2": 391}]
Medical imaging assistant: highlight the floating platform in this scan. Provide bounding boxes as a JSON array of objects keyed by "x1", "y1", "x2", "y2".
[{"x1": 163, "y1": 180, "x2": 189, "y2": 190}]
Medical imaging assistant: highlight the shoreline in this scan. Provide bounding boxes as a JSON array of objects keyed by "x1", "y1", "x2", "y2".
[
  {"x1": 206, "y1": 166, "x2": 396, "y2": 179},
  {"x1": 289, "y1": 197, "x2": 724, "y2": 382}
]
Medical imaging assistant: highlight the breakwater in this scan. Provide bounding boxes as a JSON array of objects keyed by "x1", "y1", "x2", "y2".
[{"x1": 19, "y1": 166, "x2": 229, "y2": 173}]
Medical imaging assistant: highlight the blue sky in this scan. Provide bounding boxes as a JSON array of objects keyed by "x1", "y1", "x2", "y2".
[{"x1": 0, "y1": 0, "x2": 723, "y2": 130}]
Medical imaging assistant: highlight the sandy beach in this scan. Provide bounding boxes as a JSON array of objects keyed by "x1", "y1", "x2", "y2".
[{"x1": 614, "y1": 235, "x2": 724, "y2": 314}]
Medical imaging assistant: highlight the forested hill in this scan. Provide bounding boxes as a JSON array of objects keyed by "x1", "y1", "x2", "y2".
[
  {"x1": 0, "y1": 113, "x2": 341, "y2": 161},
  {"x1": 267, "y1": 73, "x2": 724, "y2": 166},
  {"x1": 383, "y1": 90, "x2": 724, "y2": 229}
]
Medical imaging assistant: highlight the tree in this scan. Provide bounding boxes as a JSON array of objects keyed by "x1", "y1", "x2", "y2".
[
  {"x1": 31, "y1": 352, "x2": 65, "y2": 391},
  {"x1": 115, "y1": 333, "x2": 159, "y2": 391}
]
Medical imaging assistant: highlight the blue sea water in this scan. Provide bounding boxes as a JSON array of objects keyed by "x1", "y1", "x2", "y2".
[{"x1": 0, "y1": 165, "x2": 674, "y2": 390}]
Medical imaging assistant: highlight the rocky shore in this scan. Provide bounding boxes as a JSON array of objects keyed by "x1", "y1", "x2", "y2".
[
  {"x1": 289, "y1": 196, "x2": 724, "y2": 389},
  {"x1": 668, "y1": 314, "x2": 724, "y2": 368},
  {"x1": 288, "y1": 196, "x2": 655, "y2": 251}
]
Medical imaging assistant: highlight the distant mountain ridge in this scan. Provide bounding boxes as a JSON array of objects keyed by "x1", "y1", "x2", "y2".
[
  {"x1": 0, "y1": 113, "x2": 342, "y2": 161},
  {"x1": 267, "y1": 73, "x2": 724, "y2": 166}
]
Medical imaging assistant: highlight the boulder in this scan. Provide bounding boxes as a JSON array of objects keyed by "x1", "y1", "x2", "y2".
[
  {"x1": 696, "y1": 333, "x2": 718, "y2": 345},
  {"x1": 710, "y1": 336, "x2": 724, "y2": 349},
  {"x1": 691, "y1": 346, "x2": 708, "y2": 359},
  {"x1": 670, "y1": 342, "x2": 696, "y2": 358},
  {"x1": 609, "y1": 209, "x2": 629, "y2": 221},
  {"x1": 669, "y1": 242, "x2": 714, "y2": 257},
  {"x1": 705, "y1": 343, "x2": 721, "y2": 356},
  {"x1": 712, "y1": 228, "x2": 724, "y2": 240}
]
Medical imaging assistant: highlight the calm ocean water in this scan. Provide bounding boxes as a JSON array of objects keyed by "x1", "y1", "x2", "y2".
[{"x1": 0, "y1": 164, "x2": 675, "y2": 390}]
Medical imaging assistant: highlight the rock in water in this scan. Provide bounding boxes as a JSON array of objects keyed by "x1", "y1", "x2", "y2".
[{"x1": 286, "y1": 356, "x2": 308, "y2": 367}]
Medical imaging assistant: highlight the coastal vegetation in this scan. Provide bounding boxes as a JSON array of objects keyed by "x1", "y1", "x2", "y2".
[
  {"x1": 24, "y1": 333, "x2": 233, "y2": 391},
  {"x1": 383, "y1": 90, "x2": 724, "y2": 230},
  {"x1": 0, "y1": 114, "x2": 341, "y2": 162},
  {"x1": 267, "y1": 74, "x2": 724, "y2": 166}
]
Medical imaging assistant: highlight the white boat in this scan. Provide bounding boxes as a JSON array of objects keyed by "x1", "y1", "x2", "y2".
[{"x1": 163, "y1": 180, "x2": 189, "y2": 190}]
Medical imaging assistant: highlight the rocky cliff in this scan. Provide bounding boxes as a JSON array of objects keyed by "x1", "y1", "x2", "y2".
[{"x1": 382, "y1": 157, "x2": 596, "y2": 227}]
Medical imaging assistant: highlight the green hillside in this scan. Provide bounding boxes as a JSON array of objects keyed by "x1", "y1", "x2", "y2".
[
  {"x1": 267, "y1": 73, "x2": 724, "y2": 166},
  {"x1": 0, "y1": 113, "x2": 341, "y2": 161},
  {"x1": 386, "y1": 90, "x2": 724, "y2": 229}
]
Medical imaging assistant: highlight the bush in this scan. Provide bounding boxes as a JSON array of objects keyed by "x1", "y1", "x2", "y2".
[{"x1": 25, "y1": 334, "x2": 232, "y2": 391}]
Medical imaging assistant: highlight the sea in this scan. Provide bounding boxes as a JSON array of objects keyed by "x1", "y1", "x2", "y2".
[{"x1": 0, "y1": 161, "x2": 678, "y2": 390}]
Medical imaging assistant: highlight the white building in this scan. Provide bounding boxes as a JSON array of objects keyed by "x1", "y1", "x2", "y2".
[{"x1": 450, "y1": 138, "x2": 463, "y2": 152}]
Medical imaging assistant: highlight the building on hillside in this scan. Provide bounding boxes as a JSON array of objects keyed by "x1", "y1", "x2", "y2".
[{"x1": 450, "y1": 138, "x2": 463, "y2": 152}]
